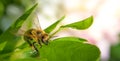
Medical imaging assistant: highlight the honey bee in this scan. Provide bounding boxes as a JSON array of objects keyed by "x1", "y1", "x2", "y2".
[{"x1": 23, "y1": 15, "x2": 49, "y2": 53}]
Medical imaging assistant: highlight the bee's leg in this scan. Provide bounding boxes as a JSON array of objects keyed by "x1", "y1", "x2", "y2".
[
  {"x1": 26, "y1": 40, "x2": 33, "y2": 47},
  {"x1": 26, "y1": 40, "x2": 38, "y2": 52},
  {"x1": 38, "y1": 39, "x2": 42, "y2": 48},
  {"x1": 32, "y1": 42, "x2": 38, "y2": 52},
  {"x1": 32, "y1": 42, "x2": 40, "y2": 57}
]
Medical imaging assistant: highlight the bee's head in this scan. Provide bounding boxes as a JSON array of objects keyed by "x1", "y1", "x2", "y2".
[{"x1": 42, "y1": 33, "x2": 49, "y2": 45}]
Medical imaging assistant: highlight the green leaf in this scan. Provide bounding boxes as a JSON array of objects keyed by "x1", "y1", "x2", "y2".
[
  {"x1": 9, "y1": 47, "x2": 45, "y2": 61},
  {"x1": 39, "y1": 37, "x2": 100, "y2": 61},
  {"x1": 0, "y1": 1, "x2": 4, "y2": 18},
  {"x1": 53, "y1": 37, "x2": 87, "y2": 42},
  {"x1": 0, "y1": 41, "x2": 7, "y2": 51},
  {"x1": 109, "y1": 43, "x2": 120, "y2": 61},
  {"x1": 0, "y1": 3, "x2": 38, "y2": 54},
  {"x1": 0, "y1": 29, "x2": 3, "y2": 35},
  {"x1": 61, "y1": 16, "x2": 93, "y2": 30},
  {"x1": 44, "y1": 16, "x2": 65, "y2": 34},
  {"x1": 10, "y1": 37, "x2": 100, "y2": 61}
]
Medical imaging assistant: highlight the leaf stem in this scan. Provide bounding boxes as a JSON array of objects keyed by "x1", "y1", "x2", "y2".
[{"x1": 49, "y1": 27, "x2": 63, "y2": 38}]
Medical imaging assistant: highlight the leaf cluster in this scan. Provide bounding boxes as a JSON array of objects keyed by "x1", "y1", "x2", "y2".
[{"x1": 0, "y1": 3, "x2": 100, "y2": 61}]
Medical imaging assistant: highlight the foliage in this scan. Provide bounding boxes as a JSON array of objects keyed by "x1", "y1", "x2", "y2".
[
  {"x1": 0, "y1": 0, "x2": 32, "y2": 35},
  {"x1": 0, "y1": 3, "x2": 38, "y2": 59},
  {"x1": 109, "y1": 34, "x2": 120, "y2": 61},
  {"x1": 61, "y1": 16, "x2": 93, "y2": 30},
  {"x1": 109, "y1": 43, "x2": 120, "y2": 61},
  {"x1": 0, "y1": 3, "x2": 100, "y2": 61}
]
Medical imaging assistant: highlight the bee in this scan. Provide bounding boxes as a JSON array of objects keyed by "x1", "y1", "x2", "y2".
[{"x1": 23, "y1": 15, "x2": 49, "y2": 53}]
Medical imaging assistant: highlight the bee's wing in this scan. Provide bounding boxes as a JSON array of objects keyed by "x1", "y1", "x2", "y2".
[
  {"x1": 33, "y1": 13, "x2": 42, "y2": 30},
  {"x1": 10, "y1": 28, "x2": 25, "y2": 37}
]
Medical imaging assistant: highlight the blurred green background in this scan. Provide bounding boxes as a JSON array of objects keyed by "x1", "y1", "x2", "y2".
[{"x1": 0, "y1": 0, "x2": 34, "y2": 34}]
